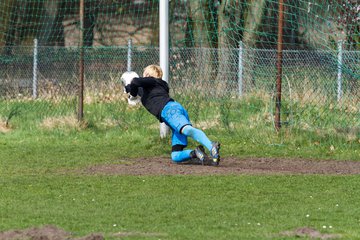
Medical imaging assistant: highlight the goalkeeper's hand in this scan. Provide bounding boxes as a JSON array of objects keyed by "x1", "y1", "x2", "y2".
[
  {"x1": 124, "y1": 84, "x2": 131, "y2": 94},
  {"x1": 127, "y1": 92, "x2": 140, "y2": 106},
  {"x1": 124, "y1": 83, "x2": 140, "y2": 106},
  {"x1": 120, "y1": 71, "x2": 140, "y2": 106},
  {"x1": 121, "y1": 71, "x2": 139, "y2": 87},
  {"x1": 124, "y1": 84, "x2": 138, "y2": 100}
]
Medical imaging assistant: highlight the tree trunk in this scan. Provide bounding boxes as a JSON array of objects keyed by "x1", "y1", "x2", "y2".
[
  {"x1": 39, "y1": 0, "x2": 58, "y2": 46},
  {"x1": 217, "y1": 0, "x2": 244, "y2": 95},
  {"x1": 3, "y1": 0, "x2": 31, "y2": 54},
  {"x1": 48, "y1": 1, "x2": 67, "y2": 46},
  {"x1": 4, "y1": 1, "x2": 19, "y2": 55},
  {"x1": 242, "y1": 0, "x2": 266, "y2": 47},
  {"x1": 83, "y1": 1, "x2": 99, "y2": 47},
  {"x1": 242, "y1": 0, "x2": 266, "y2": 92},
  {"x1": 150, "y1": 3, "x2": 159, "y2": 46},
  {"x1": 285, "y1": 1, "x2": 300, "y2": 48},
  {"x1": 187, "y1": 0, "x2": 217, "y2": 87}
]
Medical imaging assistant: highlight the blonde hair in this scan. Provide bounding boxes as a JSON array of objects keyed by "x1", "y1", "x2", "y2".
[{"x1": 143, "y1": 64, "x2": 163, "y2": 78}]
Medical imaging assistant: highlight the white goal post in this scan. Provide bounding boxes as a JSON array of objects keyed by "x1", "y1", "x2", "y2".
[{"x1": 159, "y1": 0, "x2": 170, "y2": 138}]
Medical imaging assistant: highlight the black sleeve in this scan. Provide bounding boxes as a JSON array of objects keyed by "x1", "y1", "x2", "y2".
[
  {"x1": 129, "y1": 77, "x2": 157, "y2": 97},
  {"x1": 129, "y1": 85, "x2": 138, "y2": 97},
  {"x1": 132, "y1": 77, "x2": 158, "y2": 88}
]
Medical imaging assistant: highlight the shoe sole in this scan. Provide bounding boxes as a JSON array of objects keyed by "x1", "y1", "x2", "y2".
[
  {"x1": 195, "y1": 146, "x2": 207, "y2": 165},
  {"x1": 211, "y1": 157, "x2": 220, "y2": 166},
  {"x1": 195, "y1": 144, "x2": 221, "y2": 167},
  {"x1": 211, "y1": 142, "x2": 221, "y2": 166}
]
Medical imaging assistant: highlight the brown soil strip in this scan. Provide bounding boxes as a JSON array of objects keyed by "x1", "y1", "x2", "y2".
[
  {"x1": 83, "y1": 157, "x2": 360, "y2": 176},
  {"x1": 280, "y1": 227, "x2": 341, "y2": 239},
  {"x1": 0, "y1": 225, "x2": 103, "y2": 240}
]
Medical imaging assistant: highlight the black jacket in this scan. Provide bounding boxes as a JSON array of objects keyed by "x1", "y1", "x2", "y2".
[{"x1": 126, "y1": 77, "x2": 173, "y2": 121}]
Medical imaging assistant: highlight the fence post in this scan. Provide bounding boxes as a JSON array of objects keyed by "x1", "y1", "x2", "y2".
[
  {"x1": 238, "y1": 41, "x2": 244, "y2": 97},
  {"x1": 337, "y1": 40, "x2": 343, "y2": 102},
  {"x1": 32, "y1": 38, "x2": 38, "y2": 99},
  {"x1": 78, "y1": 0, "x2": 85, "y2": 122},
  {"x1": 275, "y1": 0, "x2": 284, "y2": 131},
  {"x1": 127, "y1": 38, "x2": 132, "y2": 72}
]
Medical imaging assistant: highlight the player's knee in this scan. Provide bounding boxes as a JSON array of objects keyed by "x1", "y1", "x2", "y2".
[{"x1": 181, "y1": 124, "x2": 194, "y2": 136}]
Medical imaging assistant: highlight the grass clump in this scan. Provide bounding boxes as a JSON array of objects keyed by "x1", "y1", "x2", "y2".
[
  {"x1": 0, "y1": 119, "x2": 12, "y2": 133},
  {"x1": 40, "y1": 115, "x2": 86, "y2": 131}
]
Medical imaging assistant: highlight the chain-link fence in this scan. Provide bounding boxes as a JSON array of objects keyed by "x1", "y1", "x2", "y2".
[
  {"x1": 0, "y1": 45, "x2": 359, "y2": 136},
  {"x1": 169, "y1": 47, "x2": 359, "y2": 135}
]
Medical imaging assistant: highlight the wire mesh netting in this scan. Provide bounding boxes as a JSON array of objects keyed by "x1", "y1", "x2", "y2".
[
  {"x1": 1, "y1": 46, "x2": 358, "y2": 134},
  {"x1": 0, "y1": 0, "x2": 359, "y2": 141}
]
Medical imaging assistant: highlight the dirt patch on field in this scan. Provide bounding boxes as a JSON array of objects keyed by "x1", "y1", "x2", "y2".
[
  {"x1": 84, "y1": 157, "x2": 360, "y2": 176},
  {"x1": 280, "y1": 227, "x2": 341, "y2": 239},
  {"x1": 0, "y1": 225, "x2": 342, "y2": 240},
  {"x1": 0, "y1": 225, "x2": 167, "y2": 240},
  {"x1": 0, "y1": 225, "x2": 103, "y2": 240}
]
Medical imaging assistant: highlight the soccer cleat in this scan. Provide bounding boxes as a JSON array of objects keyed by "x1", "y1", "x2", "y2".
[
  {"x1": 210, "y1": 142, "x2": 221, "y2": 166},
  {"x1": 191, "y1": 145, "x2": 208, "y2": 165}
]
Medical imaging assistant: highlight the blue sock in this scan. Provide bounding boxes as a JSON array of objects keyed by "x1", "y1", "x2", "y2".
[
  {"x1": 171, "y1": 150, "x2": 193, "y2": 162},
  {"x1": 182, "y1": 125, "x2": 212, "y2": 152}
]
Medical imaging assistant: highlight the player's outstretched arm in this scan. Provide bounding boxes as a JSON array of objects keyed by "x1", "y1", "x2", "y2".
[
  {"x1": 120, "y1": 71, "x2": 141, "y2": 106},
  {"x1": 132, "y1": 77, "x2": 158, "y2": 88}
]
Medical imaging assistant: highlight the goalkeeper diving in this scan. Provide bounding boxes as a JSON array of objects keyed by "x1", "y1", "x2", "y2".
[{"x1": 122, "y1": 64, "x2": 220, "y2": 166}]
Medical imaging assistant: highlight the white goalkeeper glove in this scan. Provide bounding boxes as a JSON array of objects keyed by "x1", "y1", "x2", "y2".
[
  {"x1": 120, "y1": 71, "x2": 139, "y2": 90},
  {"x1": 120, "y1": 71, "x2": 140, "y2": 106}
]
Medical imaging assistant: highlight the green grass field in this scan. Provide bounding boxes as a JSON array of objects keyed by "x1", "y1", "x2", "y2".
[
  {"x1": 2, "y1": 174, "x2": 360, "y2": 239},
  {"x1": 0, "y1": 96, "x2": 359, "y2": 239}
]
